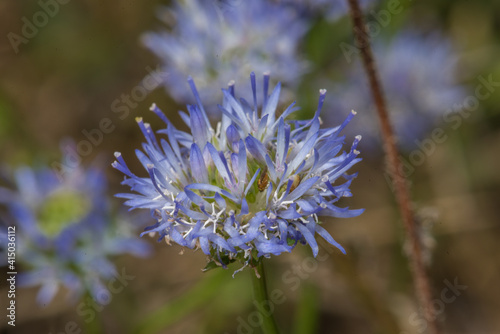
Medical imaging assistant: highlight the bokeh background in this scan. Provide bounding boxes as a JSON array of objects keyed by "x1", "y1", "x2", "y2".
[{"x1": 1, "y1": 0, "x2": 500, "y2": 333}]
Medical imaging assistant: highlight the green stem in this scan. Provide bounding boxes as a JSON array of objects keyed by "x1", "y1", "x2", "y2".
[{"x1": 251, "y1": 259, "x2": 280, "y2": 334}]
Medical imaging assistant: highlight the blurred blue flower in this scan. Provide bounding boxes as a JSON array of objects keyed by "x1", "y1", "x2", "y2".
[
  {"x1": 281, "y1": 0, "x2": 375, "y2": 21},
  {"x1": 142, "y1": 0, "x2": 308, "y2": 108},
  {"x1": 325, "y1": 31, "x2": 466, "y2": 151},
  {"x1": 0, "y1": 151, "x2": 151, "y2": 306},
  {"x1": 113, "y1": 73, "x2": 363, "y2": 273}
]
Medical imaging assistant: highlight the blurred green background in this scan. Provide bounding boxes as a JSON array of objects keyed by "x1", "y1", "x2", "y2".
[{"x1": 1, "y1": 0, "x2": 499, "y2": 333}]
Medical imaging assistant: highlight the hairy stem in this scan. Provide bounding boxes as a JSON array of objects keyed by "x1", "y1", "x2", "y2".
[{"x1": 345, "y1": 1, "x2": 439, "y2": 333}]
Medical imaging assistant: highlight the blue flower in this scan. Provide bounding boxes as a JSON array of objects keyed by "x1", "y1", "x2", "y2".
[
  {"x1": 0, "y1": 150, "x2": 151, "y2": 305},
  {"x1": 114, "y1": 73, "x2": 363, "y2": 272},
  {"x1": 324, "y1": 31, "x2": 467, "y2": 151},
  {"x1": 281, "y1": 0, "x2": 375, "y2": 21},
  {"x1": 142, "y1": 0, "x2": 308, "y2": 108}
]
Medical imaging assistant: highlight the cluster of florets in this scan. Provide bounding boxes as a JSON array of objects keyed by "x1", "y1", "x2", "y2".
[
  {"x1": 0, "y1": 154, "x2": 150, "y2": 305},
  {"x1": 327, "y1": 31, "x2": 466, "y2": 150},
  {"x1": 114, "y1": 73, "x2": 363, "y2": 272},
  {"x1": 141, "y1": 0, "x2": 308, "y2": 107}
]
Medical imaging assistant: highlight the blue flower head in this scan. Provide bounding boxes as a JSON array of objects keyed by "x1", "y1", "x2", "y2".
[
  {"x1": 326, "y1": 31, "x2": 466, "y2": 151},
  {"x1": 113, "y1": 73, "x2": 363, "y2": 273},
  {"x1": 0, "y1": 150, "x2": 151, "y2": 305},
  {"x1": 281, "y1": 0, "x2": 375, "y2": 21},
  {"x1": 142, "y1": 0, "x2": 308, "y2": 108}
]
